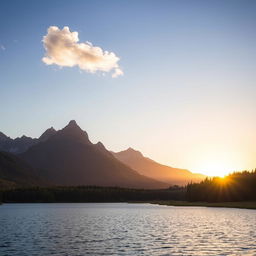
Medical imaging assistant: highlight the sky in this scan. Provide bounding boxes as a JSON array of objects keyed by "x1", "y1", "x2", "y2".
[{"x1": 0, "y1": 0, "x2": 256, "y2": 176}]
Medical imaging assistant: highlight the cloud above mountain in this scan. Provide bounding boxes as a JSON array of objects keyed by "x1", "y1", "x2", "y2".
[{"x1": 42, "y1": 26, "x2": 123, "y2": 78}]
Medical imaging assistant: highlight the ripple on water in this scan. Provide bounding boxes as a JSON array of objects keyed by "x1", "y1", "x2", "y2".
[{"x1": 0, "y1": 203, "x2": 256, "y2": 256}]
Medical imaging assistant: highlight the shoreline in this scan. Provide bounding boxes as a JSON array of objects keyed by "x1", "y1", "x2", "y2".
[
  {"x1": 145, "y1": 200, "x2": 256, "y2": 210},
  {"x1": 1, "y1": 201, "x2": 256, "y2": 210}
]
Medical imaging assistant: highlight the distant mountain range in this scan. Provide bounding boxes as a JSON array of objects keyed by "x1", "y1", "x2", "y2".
[
  {"x1": 0, "y1": 120, "x2": 205, "y2": 189},
  {"x1": 0, "y1": 127, "x2": 57, "y2": 154},
  {"x1": 0, "y1": 121, "x2": 167, "y2": 189},
  {"x1": 112, "y1": 148, "x2": 206, "y2": 185}
]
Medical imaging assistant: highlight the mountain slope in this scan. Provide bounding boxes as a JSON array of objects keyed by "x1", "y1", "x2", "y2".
[
  {"x1": 0, "y1": 127, "x2": 57, "y2": 154},
  {"x1": 21, "y1": 121, "x2": 168, "y2": 189},
  {"x1": 112, "y1": 148, "x2": 206, "y2": 185},
  {"x1": 39, "y1": 127, "x2": 57, "y2": 142},
  {"x1": 0, "y1": 151, "x2": 46, "y2": 189},
  {"x1": 0, "y1": 134, "x2": 38, "y2": 154}
]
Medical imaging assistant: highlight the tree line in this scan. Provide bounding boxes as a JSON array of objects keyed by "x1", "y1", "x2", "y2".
[
  {"x1": 1, "y1": 170, "x2": 255, "y2": 203},
  {"x1": 0, "y1": 185, "x2": 185, "y2": 203},
  {"x1": 187, "y1": 170, "x2": 256, "y2": 202}
]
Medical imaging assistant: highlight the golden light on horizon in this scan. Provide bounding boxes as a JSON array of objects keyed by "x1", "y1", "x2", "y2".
[
  {"x1": 186, "y1": 147, "x2": 248, "y2": 178},
  {"x1": 191, "y1": 159, "x2": 238, "y2": 177},
  {"x1": 199, "y1": 163, "x2": 232, "y2": 177}
]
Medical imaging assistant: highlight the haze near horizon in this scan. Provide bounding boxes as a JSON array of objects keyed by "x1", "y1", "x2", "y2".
[{"x1": 0, "y1": 0, "x2": 256, "y2": 177}]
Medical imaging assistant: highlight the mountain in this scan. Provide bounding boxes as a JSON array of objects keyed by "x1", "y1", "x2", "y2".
[
  {"x1": 0, "y1": 134, "x2": 38, "y2": 154},
  {"x1": 112, "y1": 148, "x2": 206, "y2": 185},
  {"x1": 0, "y1": 151, "x2": 46, "y2": 189},
  {"x1": 21, "y1": 121, "x2": 168, "y2": 189},
  {"x1": 39, "y1": 127, "x2": 56, "y2": 142},
  {"x1": 0, "y1": 127, "x2": 57, "y2": 154},
  {"x1": 0, "y1": 132, "x2": 9, "y2": 142}
]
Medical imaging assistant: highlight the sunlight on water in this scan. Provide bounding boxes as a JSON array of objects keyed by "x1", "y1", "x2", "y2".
[{"x1": 0, "y1": 203, "x2": 256, "y2": 255}]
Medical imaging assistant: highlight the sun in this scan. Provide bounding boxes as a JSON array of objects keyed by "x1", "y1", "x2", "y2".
[
  {"x1": 202, "y1": 164, "x2": 229, "y2": 177},
  {"x1": 194, "y1": 161, "x2": 234, "y2": 177}
]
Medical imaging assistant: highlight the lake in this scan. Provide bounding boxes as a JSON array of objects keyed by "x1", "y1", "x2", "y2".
[{"x1": 0, "y1": 203, "x2": 255, "y2": 255}]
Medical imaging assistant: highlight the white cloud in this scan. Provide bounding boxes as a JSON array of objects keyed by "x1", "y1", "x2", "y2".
[
  {"x1": 42, "y1": 26, "x2": 123, "y2": 77},
  {"x1": 112, "y1": 68, "x2": 124, "y2": 78},
  {"x1": 0, "y1": 44, "x2": 5, "y2": 51}
]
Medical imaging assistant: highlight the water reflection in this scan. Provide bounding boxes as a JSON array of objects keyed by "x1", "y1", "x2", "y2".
[{"x1": 0, "y1": 203, "x2": 256, "y2": 255}]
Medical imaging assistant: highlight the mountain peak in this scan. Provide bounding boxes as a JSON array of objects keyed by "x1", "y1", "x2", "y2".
[
  {"x1": 127, "y1": 147, "x2": 142, "y2": 153},
  {"x1": 0, "y1": 132, "x2": 10, "y2": 141},
  {"x1": 96, "y1": 141, "x2": 105, "y2": 148},
  {"x1": 67, "y1": 120, "x2": 78, "y2": 127},
  {"x1": 95, "y1": 141, "x2": 114, "y2": 158},
  {"x1": 127, "y1": 147, "x2": 136, "y2": 151},
  {"x1": 39, "y1": 127, "x2": 57, "y2": 142},
  {"x1": 120, "y1": 147, "x2": 144, "y2": 158},
  {"x1": 59, "y1": 120, "x2": 91, "y2": 144},
  {"x1": 63, "y1": 120, "x2": 82, "y2": 131}
]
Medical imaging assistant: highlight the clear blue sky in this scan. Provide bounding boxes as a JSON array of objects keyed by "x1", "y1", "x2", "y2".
[{"x1": 1, "y1": 0, "x2": 256, "y2": 175}]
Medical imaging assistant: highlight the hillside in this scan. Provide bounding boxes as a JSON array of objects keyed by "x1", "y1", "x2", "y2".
[
  {"x1": 0, "y1": 151, "x2": 46, "y2": 189},
  {"x1": 112, "y1": 148, "x2": 206, "y2": 185},
  {"x1": 21, "y1": 121, "x2": 168, "y2": 189}
]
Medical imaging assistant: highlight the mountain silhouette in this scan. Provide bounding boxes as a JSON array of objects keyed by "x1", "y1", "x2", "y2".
[
  {"x1": 39, "y1": 127, "x2": 57, "y2": 142},
  {"x1": 0, "y1": 127, "x2": 56, "y2": 155},
  {"x1": 21, "y1": 121, "x2": 168, "y2": 189},
  {"x1": 0, "y1": 134, "x2": 38, "y2": 154},
  {"x1": 0, "y1": 151, "x2": 47, "y2": 189},
  {"x1": 0, "y1": 126, "x2": 57, "y2": 154},
  {"x1": 112, "y1": 148, "x2": 206, "y2": 185},
  {"x1": 0, "y1": 132, "x2": 9, "y2": 141}
]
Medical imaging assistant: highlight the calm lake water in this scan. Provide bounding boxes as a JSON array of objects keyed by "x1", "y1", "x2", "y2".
[{"x1": 0, "y1": 203, "x2": 256, "y2": 256}]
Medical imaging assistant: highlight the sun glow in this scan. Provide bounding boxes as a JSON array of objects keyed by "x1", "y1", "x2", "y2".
[
  {"x1": 217, "y1": 176, "x2": 229, "y2": 184},
  {"x1": 188, "y1": 150, "x2": 244, "y2": 177},
  {"x1": 193, "y1": 161, "x2": 236, "y2": 177},
  {"x1": 201, "y1": 164, "x2": 231, "y2": 177}
]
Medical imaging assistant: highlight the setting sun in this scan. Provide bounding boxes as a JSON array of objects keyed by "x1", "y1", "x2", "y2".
[
  {"x1": 199, "y1": 164, "x2": 231, "y2": 177},
  {"x1": 186, "y1": 148, "x2": 248, "y2": 178},
  {"x1": 192, "y1": 160, "x2": 236, "y2": 177}
]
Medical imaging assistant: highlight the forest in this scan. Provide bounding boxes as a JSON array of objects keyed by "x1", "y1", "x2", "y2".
[
  {"x1": 186, "y1": 170, "x2": 256, "y2": 202},
  {"x1": 0, "y1": 185, "x2": 185, "y2": 203},
  {"x1": 1, "y1": 170, "x2": 255, "y2": 204}
]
